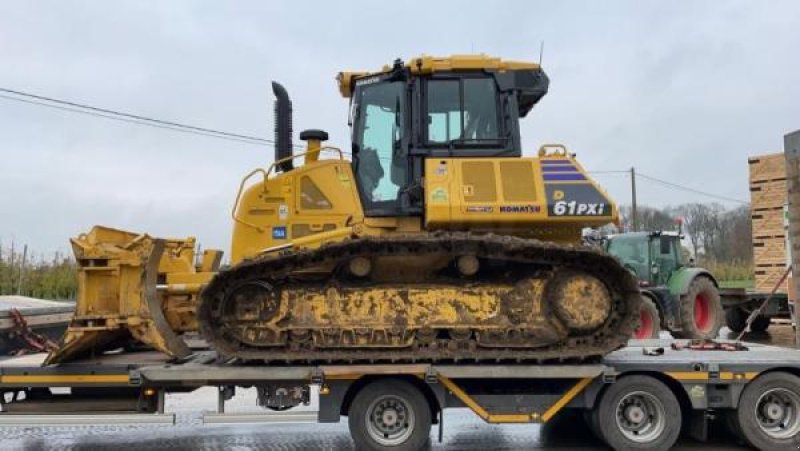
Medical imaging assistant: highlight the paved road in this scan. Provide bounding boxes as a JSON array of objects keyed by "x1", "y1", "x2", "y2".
[
  {"x1": 0, "y1": 407, "x2": 749, "y2": 450},
  {"x1": 1, "y1": 325, "x2": 796, "y2": 450}
]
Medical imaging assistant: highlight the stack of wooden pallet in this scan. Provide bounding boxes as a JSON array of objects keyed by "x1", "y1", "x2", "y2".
[{"x1": 748, "y1": 153, "x2": 791, "y2": 294}]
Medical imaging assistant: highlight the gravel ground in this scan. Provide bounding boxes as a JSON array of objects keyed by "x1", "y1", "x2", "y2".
[{"x1": 1, "y1": 325, "x2": 797, "y2": 450}]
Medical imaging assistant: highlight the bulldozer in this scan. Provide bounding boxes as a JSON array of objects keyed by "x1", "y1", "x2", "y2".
[{"x1": 48, "y1": 55, "x2": 640, "y2": 365}]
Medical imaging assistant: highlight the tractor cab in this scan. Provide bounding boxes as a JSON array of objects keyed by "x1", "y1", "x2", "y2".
[
  {"x1": 605, "y1": 231, "x2": 683, "y2": 287},
  {"x1": 605, "y1": 230, "x2": 722, "y2": 340}
]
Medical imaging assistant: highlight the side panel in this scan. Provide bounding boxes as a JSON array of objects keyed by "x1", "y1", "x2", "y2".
[
  {"x1": 231, "y1": 161, "x2": 363, "y2": 263},
  {"x1": 424, "y1": 156, "x2": 617, "y2": 241}
]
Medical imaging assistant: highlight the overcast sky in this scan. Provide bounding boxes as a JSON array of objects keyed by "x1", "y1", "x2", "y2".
[{"x1": 1, "y1": 1, "x2": 799, "y2": 257}]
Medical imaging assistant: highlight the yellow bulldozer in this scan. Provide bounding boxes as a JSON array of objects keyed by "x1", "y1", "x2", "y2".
[{"x1": 47, "y1": 55, "x2": 640, "y2": 365}]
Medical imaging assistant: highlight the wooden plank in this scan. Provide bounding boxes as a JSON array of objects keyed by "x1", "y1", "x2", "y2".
[
  {"x1": 751, "y1": 212, "x2": 785, "y2": 237},
  {"x1": 749, "y1": 153, "x2": 787, "y2": 183},
  {"x1": 750, "y1": 152, "x2": 791, "y2": 298},
  {"x1": 750, "y1": 179, "x2": 788, "y2": 210},
  {"x1": 754, "y1": 266, "x2": 790, "y2": 293},
  {"x1": 753, "y1": 237, "x2": 788, "y2": 264}
]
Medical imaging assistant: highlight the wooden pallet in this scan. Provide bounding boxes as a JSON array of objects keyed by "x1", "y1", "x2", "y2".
[{"x1": 749, "y1": 153, "x2": 789, "y2": 293}]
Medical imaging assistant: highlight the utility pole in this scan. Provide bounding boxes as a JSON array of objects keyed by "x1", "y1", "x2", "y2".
[
  {"x1": 784, "y1": 130, "x2": 800, "y2": 347},
  {"x1": 631, "y1": 167, "x2": 638, "y2": 232}
]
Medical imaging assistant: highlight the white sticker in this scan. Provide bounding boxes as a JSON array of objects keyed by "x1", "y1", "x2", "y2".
[{"x1": 278, "y1": 204, "x2": 289, "y2": 220}]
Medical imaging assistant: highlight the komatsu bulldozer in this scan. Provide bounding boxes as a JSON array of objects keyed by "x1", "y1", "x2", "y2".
[{"x1": 47, "y1": 55, "x2": 640, "y2": 365}]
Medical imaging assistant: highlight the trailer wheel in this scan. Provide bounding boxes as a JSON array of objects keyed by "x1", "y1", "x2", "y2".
[
  {"x1": 348, "y1": 379, "x2": 431, "y2": 451},
  {"x1": 735, "y1": 372, "x2": 800, "y2": 451},
  {"x1": 723, "y1": 409, "x2": 745, "y2": 442},
  {"x1": 750, "y1": 315, "x2": 771, "y2": 333},
  {"x1": 725, "y1": 307, "x2": 747, "y2": 333},
  {"x1": 634, "y1": 296, "x2": 660, "y2": 339},
  {"x1": 592, "y1": 375, "x2": 681, "y2": 450},
  {"x1": 676, "y1": 277, "x2": 722, "y2": 339},
  {"x1": 584, "y1": 409, "x2": 603, "y2": 440}
]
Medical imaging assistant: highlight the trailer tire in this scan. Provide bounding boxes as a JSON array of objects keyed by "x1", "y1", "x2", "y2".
[
  {"x1": 725, "y1": 307, "x2": 747, "y2": 333},
  {"x1": 723, "y1": 409, "x2": 745, "y2": 443},
  {"x1": 634, "y1": 296, "x2": 661, "y2": 339},
  {"x1": 584, "y1": 409, "x2": 603, "y2": 440},
  {"x1": 675, "y1": 276, "x2": 722, "y2": 340},
  {"x1": 735, "y1": 372, "x2": 800, "y2": 451},
  {"x1": 750, "y1": 315, "x2": 771, "y2": 333},
  {"x1": 593, "y1": 375, "x2": 681, "y2": 450},
  {"x1": 348, "y1": 379, "x2": 431, "y2": 451}
]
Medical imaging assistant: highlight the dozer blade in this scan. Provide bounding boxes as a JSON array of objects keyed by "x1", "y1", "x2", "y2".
[{"x1": 46, "y1": 226, "x2": 192, "y2": 364}]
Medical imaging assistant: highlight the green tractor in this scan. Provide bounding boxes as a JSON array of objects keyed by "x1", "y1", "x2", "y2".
[{"x1": 604, "y1": 231, "x2": 723, "y2": 339}]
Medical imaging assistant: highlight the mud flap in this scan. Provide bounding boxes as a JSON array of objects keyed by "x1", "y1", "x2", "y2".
[{"x1": 46, "y1": 227, "x2": 191, "y2": 364}]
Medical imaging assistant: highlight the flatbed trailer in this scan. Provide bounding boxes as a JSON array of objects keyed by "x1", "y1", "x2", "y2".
[{"x1": 1, "y1": 339, "x2": 799, "y2": 450}]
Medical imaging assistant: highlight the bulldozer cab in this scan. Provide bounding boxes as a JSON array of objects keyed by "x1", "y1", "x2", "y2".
[{"x1": 346, "y1": 56, "x2": 549, "y2": 217}]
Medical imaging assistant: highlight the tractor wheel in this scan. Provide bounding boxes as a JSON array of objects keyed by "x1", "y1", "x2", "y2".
[
  {"x1": 675, "y1": 277, "x2": 722, "y2": 340},
  {"x1": 633, "y1": 296, "x2": 661, "y2": 339},
  {"x1": 725, "y1": 307, "x2": 747, "y2": 333}
]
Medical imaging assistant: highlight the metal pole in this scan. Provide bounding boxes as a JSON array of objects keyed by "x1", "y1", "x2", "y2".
[
  {"x1": 16, "y1": 244, "x2": 27, "y2": 295},
  {"x1": 631, "y1": 167, "x2": 638, "y2": 232},
  {"x1": 784, "y1": 130, "x2": 800, "y2": 347}
]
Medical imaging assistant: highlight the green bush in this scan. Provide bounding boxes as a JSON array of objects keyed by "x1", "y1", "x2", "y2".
[{"x1": 0, "y1": 247, "x2": 77, "y2": 301}]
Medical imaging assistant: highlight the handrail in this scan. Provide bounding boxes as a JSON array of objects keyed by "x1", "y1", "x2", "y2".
[
  {"x1": 265, "y1": 146, "x2": 345, "y2": 179},
  {"x1": 231, "y1": 146, "x2": 346, "y2": 233},
  {"x1": 538, "y1": 143, "x2": 569, "y2": 157},
  {"x1": 231, "y1": 168, "x2": 269, "y2": 232}
]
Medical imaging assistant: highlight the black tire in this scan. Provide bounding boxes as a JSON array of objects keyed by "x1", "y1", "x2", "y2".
[
  {"x1": 750, "y1": 315, "x2": 771, "y2": 333},
  {"x1": 348, "y1": 379, "x2": 432, "y2": 451},
  {"x1": 593, "y1": 375, "x2": 682, "y2": 450},
  {"x1": 735, "y1": 372, "x2": 800, "y2": 451},
  {"x1": 584, "y1": 408, "x2": 603, "y2": 440},
  {"x1": 722, "y1": 409, "x2": 745, "y2": 443},
  {"x1": 674, "y1": 277, "x2": 722, "y2": 340},
  {"x1": 633, "y1": 296, "x2": 661, "y2": 339},
  {"x1": 725, "y1": 307, "x2": 747, "y2": 333}
]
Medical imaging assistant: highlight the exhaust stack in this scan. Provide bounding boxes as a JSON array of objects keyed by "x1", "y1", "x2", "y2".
[{"x1": 271, "y1": 81, "x2": 293, "y2": 172}]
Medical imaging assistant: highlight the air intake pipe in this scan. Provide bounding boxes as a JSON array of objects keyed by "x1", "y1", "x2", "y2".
[{"x1": 271, "y1": 81, "x2": 293, "y2": 172}]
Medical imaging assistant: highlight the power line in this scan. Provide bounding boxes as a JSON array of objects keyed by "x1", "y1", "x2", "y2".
[
  {"x1": 636, "y1": 171, "x2": 748, "y2": 205},
  {"x1": 590, "y1": 168, "x2": 749, "y2": 205},
  {"x1": 0, "y1": 94, "x2": 275, "y2": 146},
  {"x1": 0, "y1": 87, "x2": 278, "y2": 145}
]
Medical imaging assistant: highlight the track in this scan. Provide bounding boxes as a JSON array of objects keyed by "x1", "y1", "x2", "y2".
[{"x1": 198, "y1": 232, "x2": 641, "y2": 363}]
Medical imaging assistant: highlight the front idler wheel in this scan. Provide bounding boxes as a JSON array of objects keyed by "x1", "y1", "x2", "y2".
[{"x1": 547, "y1": 270, "x2": 612, "y2": 333}]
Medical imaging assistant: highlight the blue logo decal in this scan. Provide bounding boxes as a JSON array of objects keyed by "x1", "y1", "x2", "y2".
[{"x1": 272, "y1": 226, "x2": 287, "y2": 240}]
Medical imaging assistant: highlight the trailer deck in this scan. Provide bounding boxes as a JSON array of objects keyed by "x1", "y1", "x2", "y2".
[{"x1": 1, "y1": 339, "x2": 799, "y2": 450}]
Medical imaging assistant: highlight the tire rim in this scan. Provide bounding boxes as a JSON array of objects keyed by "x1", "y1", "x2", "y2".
[
  {"x1": 365, "y1": 394, "x2": 416, "y2": 446},
  {"x1": 635, "y1": 307, "x2": 654, "y2": 339},
  {"x1": 615, "y1": 390, "x2": 667, "y2": 443},
  {"x1": 754, "y1": 387, "x2": 800, "y2": 439},
  {"x1": 633, "y1": 308, "x2": 653, "y2": 339},
  {"x1": 694, "y1": 293, "x2": 712, "y2": 332}
]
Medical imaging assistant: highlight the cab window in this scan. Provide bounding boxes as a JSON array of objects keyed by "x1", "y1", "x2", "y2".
[{"x1": 426, "y1": 78, "x2": 500, "y2": 144}]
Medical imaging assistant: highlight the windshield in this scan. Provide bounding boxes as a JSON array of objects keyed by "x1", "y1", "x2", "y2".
[
  {"x1": 352, "y1": 80, "x2": 405, "y2": 214},
  {"x1": 607, "y1": 235, "x2": 649, "y2": 281},
  {"x1": 427, "y1": 78, "x2": 500, "y2": 144}
]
